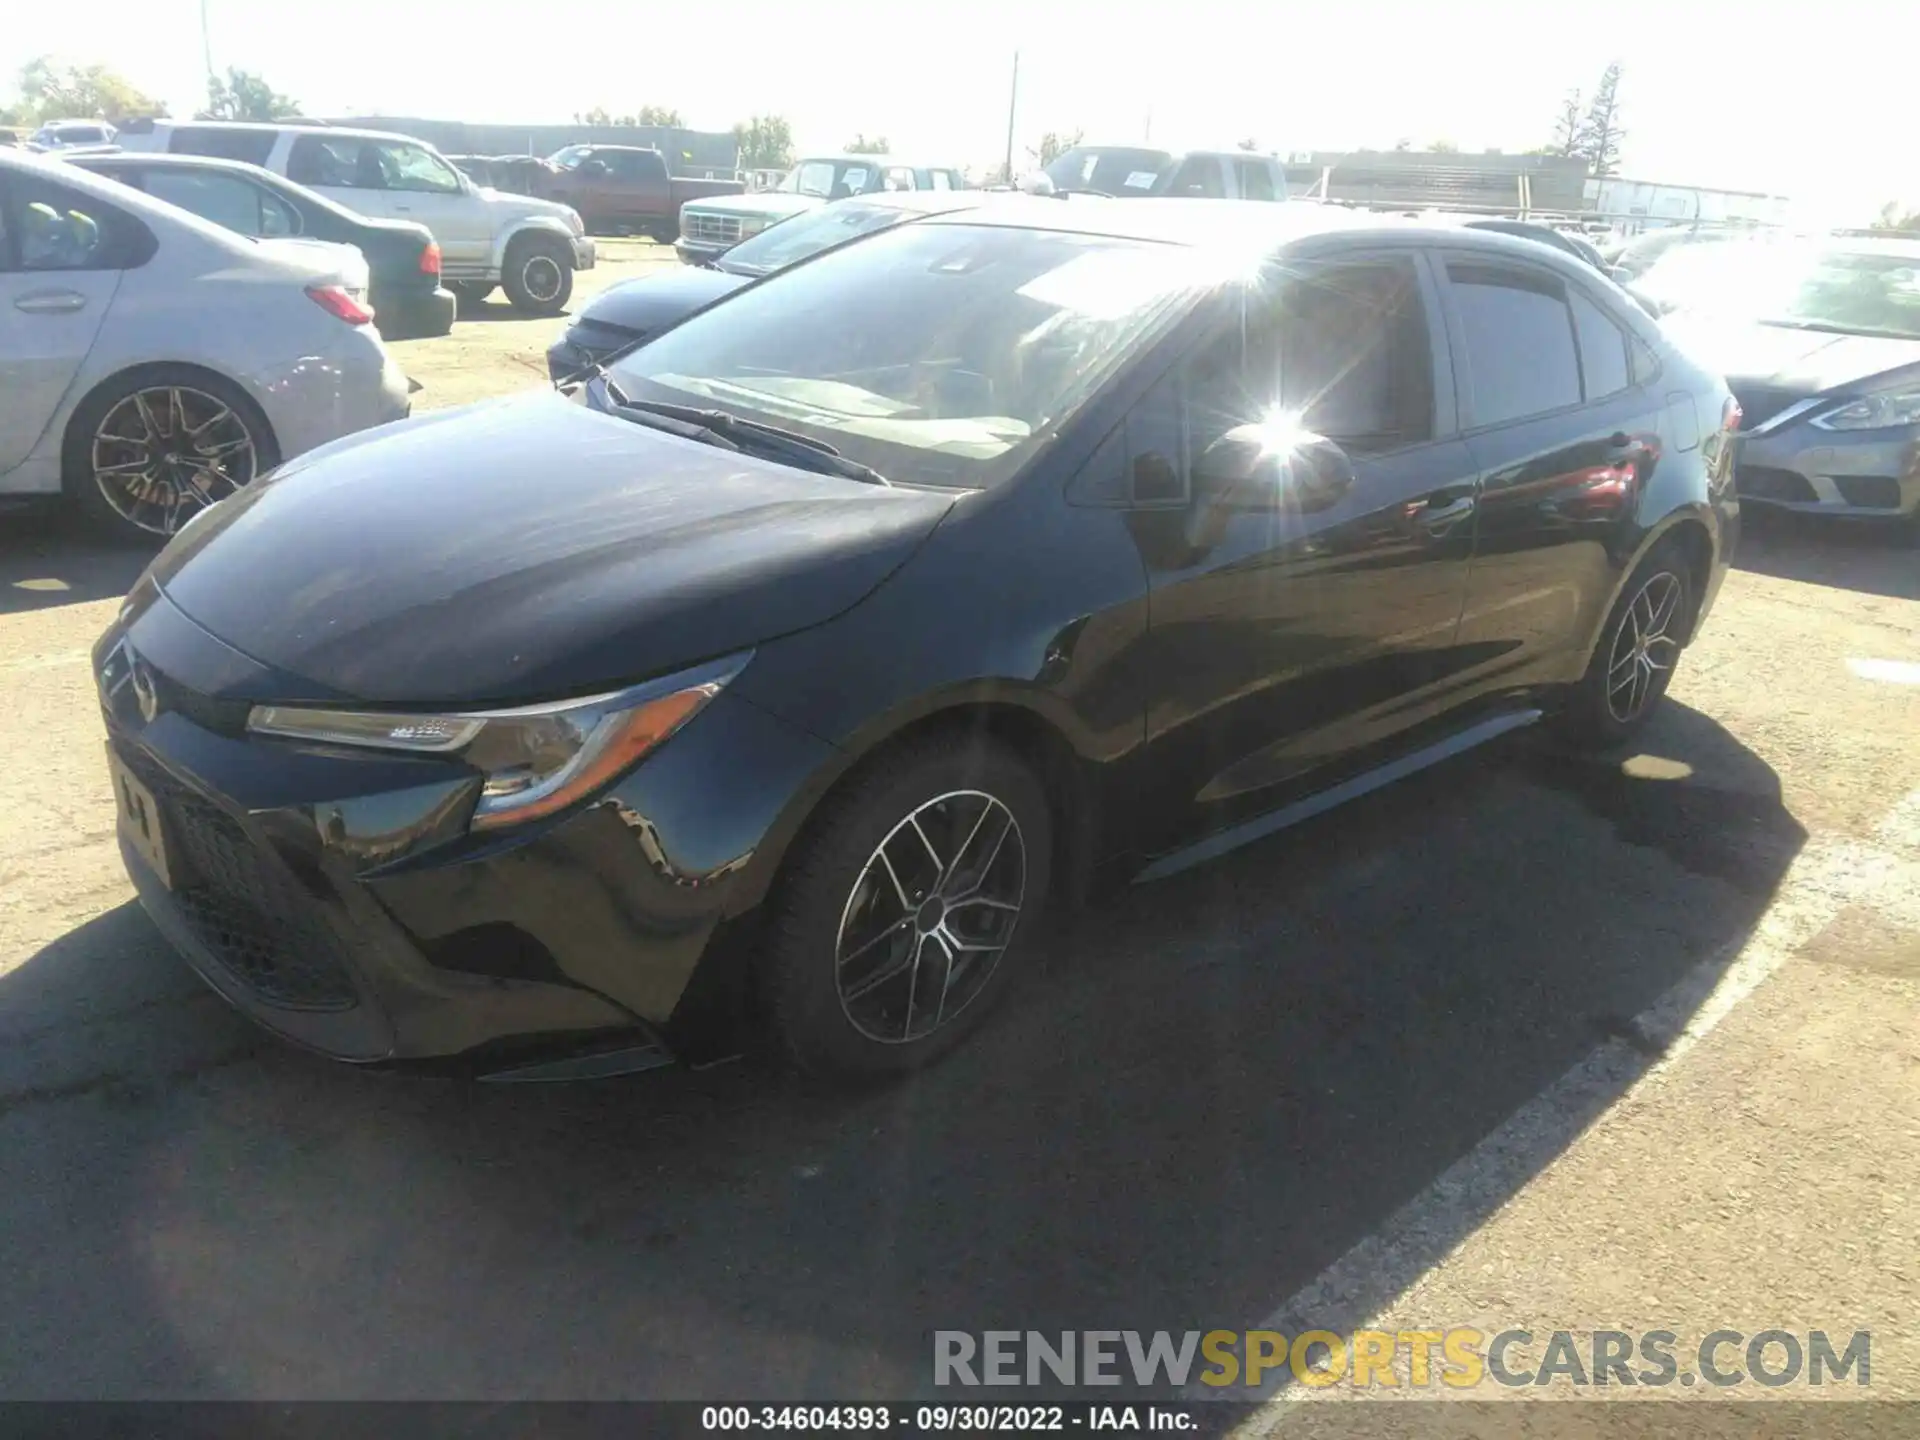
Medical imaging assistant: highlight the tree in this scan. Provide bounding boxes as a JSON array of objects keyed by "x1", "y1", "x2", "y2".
[
  {"x1": 1391, "y1": 137, "x2": 1412, "y2": 152},
  {"x1": 8, "y1": 56, "x2": 166, "y2": 124},
  {"x1": 732, "y1": 114, "x2": 794, "y2": 170},
  {"x1": 1578, "y1": 62, "x2": 1625, "y2": 176},
  {"x1": 197, "y1": 67, "x2": 301, "y2": 122},
  {"x1": 1236, "y1": 137, "x2": 1259, "y2": 152},
  {"x1": 1029, "y1": 129, "x2": 1082, "y2": 167},
  {"x1": 1549, "y1": 88, "x2": 1583, "y2": 159},
  {"x1": 1874, "y1": 202, "x2": 1920, "y2": 232},
  {"x1": 1427, "y1": 139, "x2": 1460, "y2": 154},
  {"x1": 843, "y1": 133, "x2": 889, "y2": 154},
  {"x1": 575, "y1": 106, "x2": 613, "y2": 126},
  {"x1": 636, "y1": 105, "x2": 683, "y2": 127}
]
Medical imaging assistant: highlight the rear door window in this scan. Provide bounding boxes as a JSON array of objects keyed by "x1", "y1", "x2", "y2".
[
  {"x1": 168, "y1": 126, "x2": 276, "y2": 166},
  {"x1": 1166, "y1": 156, "x2": 1225, "y2": 198},
  {"x1": 1569, "y1": 288, "x2": 1632, "y2": 401},
  {"x1": 3, "y1": 177, "x2": 146, "y2": 272},
  {"x1": 1235, "y1": 160, "x2": 1276, "y2": 201},
  {"x1": 1446, "y1": 261, "x2": 1583, "y2": 426}
]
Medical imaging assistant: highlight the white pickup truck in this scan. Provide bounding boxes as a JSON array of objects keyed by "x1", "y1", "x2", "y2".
[{"x1": 114, "y1": 119, "x2": 595, "y2": 314}]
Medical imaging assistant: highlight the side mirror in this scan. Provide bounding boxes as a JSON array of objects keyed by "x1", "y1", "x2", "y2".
[{"x1": 1186, "y1": 423, "x2": 1354, "y2": 549}]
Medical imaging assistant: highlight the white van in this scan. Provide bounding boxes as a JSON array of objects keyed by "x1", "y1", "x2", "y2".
[{"x1": 115, "y1": 119, "x2": 595, "y2": 314}]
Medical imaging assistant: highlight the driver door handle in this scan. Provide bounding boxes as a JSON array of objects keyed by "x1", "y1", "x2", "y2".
[{"x1": 14, "y1": 289, "x2": 88, "y2": 315}]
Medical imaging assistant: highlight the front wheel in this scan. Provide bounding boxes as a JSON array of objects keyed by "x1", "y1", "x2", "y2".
[
  {"x1": 1556, "y1": 539, "x2": 1694, "y2": 748},
  {"x1": 763, "y1": 736, "x2": 1053, "y2": 1077},
  {"x1": 501, "y1": 235, "x2": 573, "y2": 315}
]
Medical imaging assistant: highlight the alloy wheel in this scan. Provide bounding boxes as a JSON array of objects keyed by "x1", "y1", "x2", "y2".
[
  {"x1": 91, "y1": 386, "x2": 257, "y2": 537},
  {"x1": 834, "y1": 790, "x2": 1028, "y2": 1044},
  {"x1": 521, "y1": 254, "x2": 563, "y2": 304},
  {"x1": 1605, "y1": 570, "x2": 1683, "y2": 723}
]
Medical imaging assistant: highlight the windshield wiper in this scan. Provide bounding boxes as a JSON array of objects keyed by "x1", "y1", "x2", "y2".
[{"x1": 603, "y1": 391, "x2": 892, "y2": 486}]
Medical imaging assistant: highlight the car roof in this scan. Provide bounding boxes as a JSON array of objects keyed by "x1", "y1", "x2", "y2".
[
  {"x1": 921, "y1": 197, "x2": 1628, "y2": 276},
  {"x1": 69, "y1": 151, "x2": 274, "y2": 177},
  {"x1": 797, "y1": 154, "x2": 964, "y2": 171},
  {"x1": 134, "y1": 118, "x2": 427, "y2": 146}
]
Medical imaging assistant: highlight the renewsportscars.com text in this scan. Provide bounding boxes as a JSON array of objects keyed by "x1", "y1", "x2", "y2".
[{"x1": 932, "y1": 1329, "x2": 1870, "y2": 1390}]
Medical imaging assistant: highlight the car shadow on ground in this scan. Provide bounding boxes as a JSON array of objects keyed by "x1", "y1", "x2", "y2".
[
  {"x1": 0, "y1": 508, "x2": 153, "y2": 614},
  {"x1": 0, "y1": 702, "x2": 1805, "y2": 1401},
  {"x1": 1734, "y1": 512, "x2": 1918, "y2": 600},
  {"x1": 454, "y1": 298, "x2": 573, "y2": 324}
]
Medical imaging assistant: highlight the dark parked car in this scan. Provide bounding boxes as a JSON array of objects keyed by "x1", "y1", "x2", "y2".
[
  {"x1": 540, "y1": 144, "x2": 744, "y2": 240},
  {"x1": 546, "y1": 189, "x2": 986, "y2": 384},
  {"x1": 443, "y1": 155, "x2": 498, "y2": 189},
  {"x1": 1633, "y1": 232, "x2": 1920, "y2": 532},
  {"x1": 97, "y1": 201, "x2": 1737, "y2": 1081},
  {"x1": 1459, "y1": 218, "x2": 1610, "y2": 272},
  {"x1": 69, "y1": 151, "x2": 457, "y2": 341}
]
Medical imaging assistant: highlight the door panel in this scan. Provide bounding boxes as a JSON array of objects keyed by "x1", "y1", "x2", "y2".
[
  {"x1": 1125, "y1": 252, "x2": 1480, "y2": 844},
  {"x1": 0, "y1": 176, "x2": 123, "y2": 474},
  {"x1": 1441, "y1": 255, "x2": 1664, "y2": 687}
]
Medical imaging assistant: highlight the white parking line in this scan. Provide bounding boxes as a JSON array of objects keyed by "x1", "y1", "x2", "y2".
[
  {"x1": 1207, "y1": 787, "x2": 1920, "y2": 1418},
  {"x1": 1846, "y1": 658, "x2": 1920, "y2": 686}
]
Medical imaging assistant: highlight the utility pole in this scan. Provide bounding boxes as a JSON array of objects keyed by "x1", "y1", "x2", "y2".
[
  {"x1": 1002, "y1": 50, "x2": 1018, "y2": 184},
  {"x1": 1144, "y1": 106, "x2": 1152, "y2": 143},
  {"x1": 201, "y1": 0, "x2": 216, "y2": 87}
]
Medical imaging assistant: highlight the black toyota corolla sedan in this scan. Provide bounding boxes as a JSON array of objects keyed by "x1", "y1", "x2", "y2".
[{"x1": 96, "y1": 199, "x2": 1739, "y2": 1081}]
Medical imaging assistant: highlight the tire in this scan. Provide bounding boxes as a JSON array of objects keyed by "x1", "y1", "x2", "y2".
[
  {"x1": 501, "y1": 234, "x2": 573, "y2": 315},
  {"x1": 449, "y1": 280, "x2": 495, "y2": 306},
  {"x1": 61, "y1": 365, "x2": 279, "y2": 544},
  {"x1": 762, "y1": 735, "x2": 1054, "y2": 1078},
  {"x1": 1555, "y1": 537, "x2": 1694, "y2": 749}
]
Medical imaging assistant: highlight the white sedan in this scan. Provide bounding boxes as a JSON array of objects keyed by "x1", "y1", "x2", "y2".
[{"x1": 1, "y1": 148, "x2": 412, "y2": 540}]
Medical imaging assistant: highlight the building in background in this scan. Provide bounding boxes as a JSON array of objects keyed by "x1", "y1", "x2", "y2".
[
  {"x1": 1279, "y1": 151, "x2": 1590, "y2": 213},
  {"x1": 1581, "y1": 176, "x2": 1791, "y2": 233},
  {"x1": 323, "y1": 116, "x2": 739, "y2": 177}
]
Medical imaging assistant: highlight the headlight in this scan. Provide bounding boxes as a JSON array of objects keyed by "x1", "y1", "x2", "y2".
[
  {"x1": 246, "y1": 653, "x2": 747, "y2": 832},
  {"x1": 1811, "y1": 390, "x2": 1920, "y2": 431}
]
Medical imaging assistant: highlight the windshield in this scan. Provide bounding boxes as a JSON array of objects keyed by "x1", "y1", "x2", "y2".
[
  {"x1": 1637, "y1": 238, "x2": 1920, "y2": 338},
  {"x1": 718, "y1": 199, "x2": 915, "y2": 276},
  {"x1": 547, "y1": 145, "x2": 592, "y2": 171},
  {"x1": 1043, "y1": 147, "x2": 1174, "y2": 196},
  {"x1": 608, "y1": 222, "x2": 1206, "y2": 489},
  {"x1": 779, "y1": 159, "x2": 884, "y2": 200}
]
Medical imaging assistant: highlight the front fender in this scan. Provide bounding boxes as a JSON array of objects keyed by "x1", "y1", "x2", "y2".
[{"x1": 489, "y1": 216, "x2": 577, "y2": 271}]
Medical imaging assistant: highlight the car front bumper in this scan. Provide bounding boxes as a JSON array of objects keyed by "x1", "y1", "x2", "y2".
[
  {"x1": 372, "y1": 283, "x2": 458, "y2": 342},
  {"x1": 1735, "y1": 418, "x2": 1920, "y2": 520},
  {"x1": 544, "y1": 322, "x2": 643, "y2": 386},
  {"x1": 572, "y1": 234, "x2": 597, "y2": 271},
  {"x1": 95, "y1": 589, "x2": 836, "y2": 1069}
]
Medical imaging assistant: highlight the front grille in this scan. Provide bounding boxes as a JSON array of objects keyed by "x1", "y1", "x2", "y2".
[
  {"x1": 1833, "y1": 475, "x2": 1903, "y2": 510},
  {"x1": 124, "y1": 749, "x2": 360, "y2": 1011},
  {"x1": 681, "y1": 211, "x2": 743, "y2": 246},
  {"x1": 1731, "y1": 385, "x2": 1803, "y2": 431},
  {"x1": 1737, "y1": 465, "x2": 1818, "y2": 503}
]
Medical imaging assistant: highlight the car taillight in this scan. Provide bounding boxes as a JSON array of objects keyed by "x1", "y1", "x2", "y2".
[
  {"x1": 307, "y1": 285, "x2": 374, "y2": 325},
  {"x1": 419, "y1": 241, "x2": 441, "y2": 277}
]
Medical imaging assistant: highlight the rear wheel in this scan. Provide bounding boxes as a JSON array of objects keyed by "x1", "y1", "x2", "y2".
[
  {"x1": 1556, "y1": 538, "x2": 1694, "y2": 748},
  {"x1": 449, "y1": 280, "x2": 494, "y2": 306},
  {"x1": 762, "y1": 736, "x2": 1053, "y2": 1078},
  {"x1": 501, "y1": 234, "x2": 573, "y2": 315},
  {"x1": 62, "y1": 366, "x2": 278, "y2": 543}
]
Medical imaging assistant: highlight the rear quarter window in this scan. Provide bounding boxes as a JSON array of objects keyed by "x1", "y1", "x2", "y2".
[{"x1": 1448, "y1": 261, "x2": 1583, "y2": 427}]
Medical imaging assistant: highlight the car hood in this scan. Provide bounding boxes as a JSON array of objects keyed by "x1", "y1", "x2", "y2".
[
  {"x1": 475, "y1": 187, "x2": 578, "y2": 224},
  {"x1": 149, "y1": 394, "x2": 957, "y2": 707},
  {"x1": 1661, "y1": 315, "x2": 1920, "y2": 397},
  {"x1": 683, "y1": 192, "x2": 821, "y2": 222},
  {"x1": 572, "y1": 266, "x2": 750, "y2": 337}
]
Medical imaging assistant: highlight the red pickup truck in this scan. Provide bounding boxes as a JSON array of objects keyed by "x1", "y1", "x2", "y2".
[{"x1": 540, "y1": 145, "x2": 744, "y2": 240}]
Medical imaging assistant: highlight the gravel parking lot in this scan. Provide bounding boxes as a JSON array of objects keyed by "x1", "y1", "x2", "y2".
[{"x1": 1, "y1": 249, "x2": 1915, "y2": 1411}]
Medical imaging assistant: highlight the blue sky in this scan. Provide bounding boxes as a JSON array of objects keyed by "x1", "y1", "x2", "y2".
[{"x1": 4, "y1": 0, "x2": 1911, "y2": 221}]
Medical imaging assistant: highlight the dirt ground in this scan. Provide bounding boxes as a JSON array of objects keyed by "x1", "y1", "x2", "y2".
[
  {"x1": 389, "y1": 236, "x2": 679, "y2": 409},
  {"x1": 0, "y1": 265, "x2": 1916, "y2": 1412}
]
